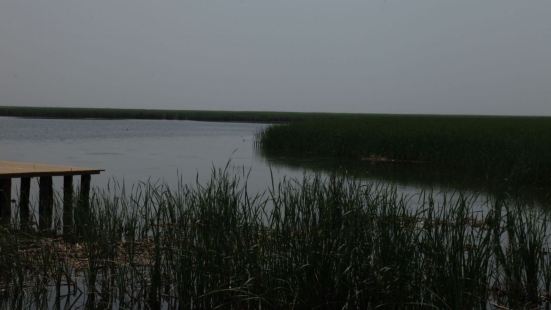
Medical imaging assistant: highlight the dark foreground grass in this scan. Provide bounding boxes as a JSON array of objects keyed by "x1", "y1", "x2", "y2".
[
  {"x1": 258, "y1": 115, "x2": 551, "y2": 187},
  {"x1": 1, "y1": 170, "x2": 551, "y2": 309}
]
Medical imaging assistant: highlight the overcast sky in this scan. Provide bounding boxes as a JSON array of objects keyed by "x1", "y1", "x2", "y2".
[{"x1": 1, "y1": 0, "x2": 550, "y2": 115}]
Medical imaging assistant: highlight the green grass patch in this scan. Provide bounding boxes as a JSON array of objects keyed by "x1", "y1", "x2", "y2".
[
  {"x1": 1, "y1": 170, "x2": 551, "y2": 308},
  {"x1": 258, "y1": 115, "x2": 551, "y2": 187}
]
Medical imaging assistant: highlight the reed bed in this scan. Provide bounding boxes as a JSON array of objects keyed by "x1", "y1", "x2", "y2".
[
  {"x1": 258, "y1": 116, "x2": 551, "y2": 187},
  {"x1": 1, "y1": 170, "x2": 551, "y2": 309}
]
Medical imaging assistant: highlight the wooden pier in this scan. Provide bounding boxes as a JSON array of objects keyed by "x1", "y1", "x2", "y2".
[{"x1": 0, "y1": 160, "x2": 103, "y2": 232}]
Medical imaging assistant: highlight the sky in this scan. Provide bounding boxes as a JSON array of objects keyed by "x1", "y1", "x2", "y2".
[{"x1": 0, "y1": 0, "x2": 550, "y2": 115}]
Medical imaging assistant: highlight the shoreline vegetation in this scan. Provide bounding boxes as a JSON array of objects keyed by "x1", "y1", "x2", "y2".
[
  {"x1": 2, "y1": 106, "x2": 551, "y2": 307},
  {"x1": 0, "y1": 106, "x2": 340, "y2": 123},
  {"x1": 1, "y1": 171, "x2": 551, "y2": 309},
  {"x1": 1, "y1": 105, "x2": 550, "y2": 123},
  {"x1": 4, "y1": 106, "x2": 551, "y2": 189},
  {"x1": 4, "y1": 106, "x2": 551, "y2": 188},
  {"x1": 257, "y1": 116, "x2": 551, "y2": 188}
]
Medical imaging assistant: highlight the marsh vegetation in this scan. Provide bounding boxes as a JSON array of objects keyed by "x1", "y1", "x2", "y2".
[
  {"x1": 1, "y1": 169, "x2": 551, "y2": 309},
  {"x1": 0, "y1": 106, "x2": 334, "y2": 123},
  {"x1": 258, "y1": 115, "x2": 551, "y2": 188},
  {"x1": 2, "y1": 110, "x2": 551, "y2": 308}
]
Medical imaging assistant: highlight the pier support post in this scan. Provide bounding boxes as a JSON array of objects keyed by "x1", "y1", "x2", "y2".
[
  {"x1": 19, "y1": 177, "x2": 31, "y2": 229},
  {"x1": 0, "y1": 178, "x2": 12, "y2": 225},
  {"x1": 39, "y1": 176, "x2": 53, "y2": 231},
  {"x1": 80, "y1": 174, "x2": 91, "y2": 211},
  {"x1": 63, "y1": 175, "x2": 74, "y2": 236}
]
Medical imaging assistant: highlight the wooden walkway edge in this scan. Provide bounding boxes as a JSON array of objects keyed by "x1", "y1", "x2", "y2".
[{"x1": 0, "y1": 160, "x2": 103, "y2": 233}]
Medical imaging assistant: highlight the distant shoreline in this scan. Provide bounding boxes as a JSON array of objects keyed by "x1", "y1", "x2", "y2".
[
  {"x1": 0, "y1": 106, "x2": 341, "y2": 123},
  {"x1": 1, "y1": 106, "x2": 549, "y2": 123}
]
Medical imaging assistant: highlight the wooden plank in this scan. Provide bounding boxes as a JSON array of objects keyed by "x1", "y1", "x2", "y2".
[
  {"x1": 63, "y1": 175, "x2": 74, "y2": 235},
  {"x1": 80, "y1": 174, "x2": 91, "y2": 212},
  {"x1": 0, "y1": 178, "x2": 12, "y2": 225},
  {"x1": 39, "y1": 176, "x2": 53, "y2": 231},
  {"x1": 0, "y1": 160, "x2": 102, "y2": 178},
  {"x1": 19, "y1": 177, "x2": 31, "y2": 228}
]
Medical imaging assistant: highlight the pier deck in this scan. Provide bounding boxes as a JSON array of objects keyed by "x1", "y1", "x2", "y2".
[
  {"x1": 0, "y1": 160, "x2": 103, "y2": 233},
  {"x1": 0, "y1": 160, "x2": 102, "y2": 177}
]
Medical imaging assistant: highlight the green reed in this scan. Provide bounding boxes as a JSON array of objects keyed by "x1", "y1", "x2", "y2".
[
  {"x1": 1, "y1": 170, "x2": 551, "y2": 308},
  {"x1": 258, "y1": 115, "x2": 551, "y2": 188}
]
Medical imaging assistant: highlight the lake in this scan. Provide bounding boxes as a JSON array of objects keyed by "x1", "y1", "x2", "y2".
[
  {"x1": 0, "y1": 116, "x2": 546, "y2": 309},
  {"x1": 0, "y1": 117, "x2": 278, "y2": 188},
  {"x1": 0, "y1": 116, "x2": 502, "y2": 212}
]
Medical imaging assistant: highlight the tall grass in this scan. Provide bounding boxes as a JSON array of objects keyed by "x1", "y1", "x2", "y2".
[
  {"x1": 258, "y1": 116, "x2": 551, "y2": 188},
  {"x1": 1, "y1": 170, "x2": 551, "y2": 308}
]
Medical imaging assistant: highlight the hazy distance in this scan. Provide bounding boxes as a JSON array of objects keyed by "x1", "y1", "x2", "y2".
[{"x1": 1, "y1": 0, "x2": 550, "y2": 116}]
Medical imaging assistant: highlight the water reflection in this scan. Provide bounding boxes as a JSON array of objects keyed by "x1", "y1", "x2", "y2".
[{"x1": 1, "y1": 116, "x2": 548, "y2": 211}]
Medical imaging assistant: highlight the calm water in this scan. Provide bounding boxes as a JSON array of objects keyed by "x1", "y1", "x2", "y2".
[
  {"x1": 0, "y1": 116, "x2": 496, "y2": 211},
  {"x1": 1, "y1": 117, "x2": 544, "y2": 309},
  {"x1": 0, "y1": 117, "x2": 296, "y2": 190}
]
